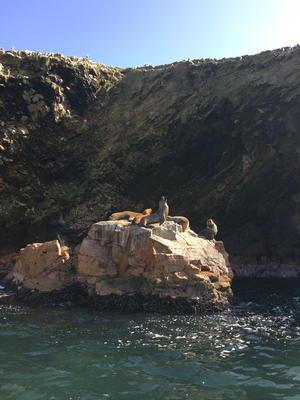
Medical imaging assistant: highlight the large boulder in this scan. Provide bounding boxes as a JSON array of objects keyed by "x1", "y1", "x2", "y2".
[
  {"x1": 4, "y1": 220, "x2": 233, "y2": 313},
  {"x1": 77, "y1": 220, "x2": 232, "y2": 312},
  {"x1": 4, "y1": 240, "x2": 75, "y2": 291}
]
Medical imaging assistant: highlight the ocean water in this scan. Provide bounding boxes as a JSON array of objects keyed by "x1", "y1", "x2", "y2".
[{"x1": 1, "y1": 278, "x2": 300, "y2": 399}]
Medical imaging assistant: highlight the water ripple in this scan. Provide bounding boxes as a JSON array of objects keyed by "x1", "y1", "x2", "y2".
[{"x1": 0, "y1": 278, "x2": 300, "y2": 399}]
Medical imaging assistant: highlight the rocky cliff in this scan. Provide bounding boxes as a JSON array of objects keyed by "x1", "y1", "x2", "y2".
[{"x1": 1, "y1": 47, "x2": 300, "y2": 274}]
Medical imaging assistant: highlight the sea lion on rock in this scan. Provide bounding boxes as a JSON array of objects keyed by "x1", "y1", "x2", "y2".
[
  {"x1": 198, "y1": 219, "x2": 218, "y2": 240},
  {"x1": 167, "y1": 216, "x2": 190, "y2": 232},
  {"x1": 139, "y1": 197, "x2": 169, "y2": 227},
  {"x1": 109, "y1": 208, "x2": 152, "y2": 221},
  {"x1": 131, "y1": 210, "x2": 153, "y2": 224}
]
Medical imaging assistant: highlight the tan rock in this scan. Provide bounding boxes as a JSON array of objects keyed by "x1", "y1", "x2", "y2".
[
  {"x1": 112, "y1": 244, "x2": 124, "y2": 266},
  {"x1": 207, "y1": 273, "x2": 219, "y2": 282},
  {"x1": 86, "y1": 276, "x2": 97, "y2": 285},
  {"x1": 163, "y1": 274, "x2": 173, "y2": 285},
  {"x1": 118, "y1": 226, "x2": 152, "y2": 275},
  {"x1": 214, "y1": 281, "x2": 232, "y2": 293},
  {"x1": 13, "y1": 240, "x2": 69, "y2": 277},
  {"x1": 185, "y1": 263, "x2": 200, "y2": 276},
  {"x1": 77, "y1": 221, "x2": 231, "y2": 300},
  {"x1": 214, "y1": 241, "x2": 230, "y2": 267},
  {"x1": 7, "y1": 220, "x2": 232, "y2": 307},
  {"x1": 164, "y1": 262, "x2": 186, "y2": 273},
  {"x1": 96, "y1": 281, "x2": 122, "y2": 296},
  {"x1": 174, "y1": 271, "x2": 189, "y2": 282},
  {"x1": 4, "y1": 240, "x2": 74, "y2": 290},
  {"x1": 219, "y1": 274, "x2": 231, "y2": 282},
  {"x1": 192, "y1": 273, "x2": 207, "y2": 281},
  {"x1": 126, "y1": 267, "x2": 144, "y2": 277},
  {"x1": 88, "y1": 220, "x2": 124, "y2": 244},
  {"x1": 77, "y1": 238, "x2": 118, "y2": 278},
  {"x1": 23, "y1": 278, "x2": 65, "y2": 291},
  {"x1": 152, "y1": 222, "x2": 181, "y2": 240},
  {"x1": 112, "y1": 224, "x2": 151, "y2": 268}
]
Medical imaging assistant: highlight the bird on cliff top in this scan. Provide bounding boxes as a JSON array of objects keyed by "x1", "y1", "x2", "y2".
[{"x1": 65, "y1": 109, "x2": 72, "y2": 119}]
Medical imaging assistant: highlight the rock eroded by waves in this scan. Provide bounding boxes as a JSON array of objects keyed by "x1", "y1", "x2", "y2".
[{"x1": 4, "y1": 220, "x2": 233, "y2": 313}]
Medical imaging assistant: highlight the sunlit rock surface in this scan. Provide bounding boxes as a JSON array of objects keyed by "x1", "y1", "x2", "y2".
[
  {"x1": 4, "y1": 221, "x2": 233, "y2": 313},
  {"x1": 80, "y1": 220, "x2": 230, "y2": 293},
  {"x1": 4, "y1": 240, "x2": 75, "y2": 291}
]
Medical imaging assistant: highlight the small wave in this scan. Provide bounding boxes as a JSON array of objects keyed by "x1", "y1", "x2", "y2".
[{"x1": 24, "y1": 349, "x2": 56, "y2": 356}]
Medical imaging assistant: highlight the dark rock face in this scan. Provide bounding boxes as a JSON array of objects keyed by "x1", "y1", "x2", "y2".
[
  {"x1": 13, "y1": 284, "x2": 232, "y2": 314},
  {"x1": 15, "y1": 282, "x2": 87, "y2": 305},
  {"x1": 89, "y1": 292, "x2": 234, "y2": 314},
  {"x1": 1, "y1": 48, "x2": 300, "y2": 273}
]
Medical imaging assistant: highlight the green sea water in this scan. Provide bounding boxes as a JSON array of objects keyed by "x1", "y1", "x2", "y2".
[{"x1": 1, "y1": 278, "x2": 300, "y2": 399}]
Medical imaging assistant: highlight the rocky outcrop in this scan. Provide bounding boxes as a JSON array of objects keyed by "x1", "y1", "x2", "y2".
[
  {"x1": 4, "y1": 240, "x2": 76, "y2": 291},
  {"x1": 1, "y1": 47, "x2": 300, "y2": 274},
  {"x1": 4, "y1": 221, "x2": 233, "y2": 313}
]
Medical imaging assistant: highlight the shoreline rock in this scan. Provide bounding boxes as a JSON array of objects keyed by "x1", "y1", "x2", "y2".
[{"x1": 4, "y1": 220, "x2": 233, "y2": 313}]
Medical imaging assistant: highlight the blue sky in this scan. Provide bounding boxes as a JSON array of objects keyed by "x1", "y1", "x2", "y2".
[{"x1": 1, "y1": 0, "x2": 300, "y2": 68}]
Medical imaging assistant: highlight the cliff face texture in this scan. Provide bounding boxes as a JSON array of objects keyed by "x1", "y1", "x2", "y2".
[{"x1": 1, "y1": 47, "x2": 300, "y2": 273}]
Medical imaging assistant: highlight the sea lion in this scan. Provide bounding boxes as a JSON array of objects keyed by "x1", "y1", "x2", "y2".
[
  {"x1": 109, "y1": 208, "x2": 152, "y2": 221},
  {"x1": 167, "y1": 216, "x2": 189, "y2": 232},
  {"x1": 139, "y1": 197, "x2": 169, "y2": 227},
  {"x1": 131, "y1": 210, "x2": 153, "y2": 224},
  {"x1": 198, "y1": 218, "x2": 218, "y2": 240}
]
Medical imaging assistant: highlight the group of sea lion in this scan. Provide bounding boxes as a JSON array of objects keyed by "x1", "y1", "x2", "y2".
[
  {"x1": 108, "y1": 208, "x2": 152, "y2": 224},
  {"x1": 108, "y1": 197, "x2": 217, "y2": 239}
]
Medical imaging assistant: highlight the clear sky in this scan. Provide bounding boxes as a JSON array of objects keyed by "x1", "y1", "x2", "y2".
[{"x1": 1, "y1": 0, "x2": 300, "y2": 68}]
